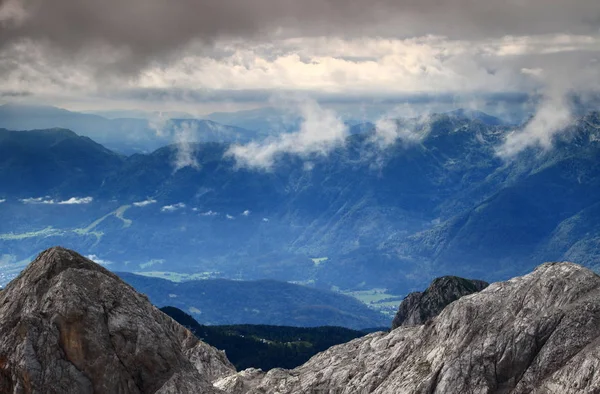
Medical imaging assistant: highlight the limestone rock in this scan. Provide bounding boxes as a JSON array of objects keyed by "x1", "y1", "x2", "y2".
[
  {"x1": 391, "y1": 275, "x2": 488, "y2": 328},
  {"x1": 217, "y1": 262, "x2": 600, "y2": 393},
  {"x1": 0, "y1": 247, "x2": 235, "y2": 394}
]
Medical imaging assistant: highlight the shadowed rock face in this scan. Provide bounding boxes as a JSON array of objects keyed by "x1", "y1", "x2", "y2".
[
  {"x1": 0, "y1": 247, "x2": 234, "y2": 394},
  {"x1": 391, "y1": 276, "x2": 489, "y2": 329},
  {"x1": 216, "y1": 262, "x2": 600, "y2": 394}
]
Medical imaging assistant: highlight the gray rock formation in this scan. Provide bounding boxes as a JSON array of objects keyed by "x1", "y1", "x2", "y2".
[
  {"x1": 216, "y1": 262, "x2": 600, "y2": 393},
  {"x1": 391, "y1": 275, "x2": 488, "y2": 328},
  {"x1": 0, "y1": 247, "x2": 235, "y2": 394}
]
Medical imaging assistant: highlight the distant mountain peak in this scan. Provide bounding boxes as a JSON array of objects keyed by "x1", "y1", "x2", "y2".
[{"x1": 391, "y1": 275, "x2": 489, "y2": 329}]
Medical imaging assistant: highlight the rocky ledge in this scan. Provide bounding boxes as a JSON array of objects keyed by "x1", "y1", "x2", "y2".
[{"x1": 216, "y1": 262, "x2": 600, "y2": 393}]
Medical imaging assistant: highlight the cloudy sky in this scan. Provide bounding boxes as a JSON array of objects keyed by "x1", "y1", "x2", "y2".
[{"x1": 0, "y1": 0, "x2": 598, "y2": 116}]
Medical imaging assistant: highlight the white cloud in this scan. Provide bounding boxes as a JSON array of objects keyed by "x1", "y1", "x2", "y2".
[
  {"x1": 172, "y1": 121, "x2": 200, "y2": 171},
  {"x1": 19, "y1": 196, "x2": 93, "y2": 205},
  {"x1": 242, "y1": 210, "x2": 251, "y2": 216},
  {"x1": 227, "y1": 98, "x2": 348, "y2": 169},
  {"x1": 133, "y1": 198, "x2": 157, "y2": 207},
  {"x1": 200, "y1": 210, "x2": 218, "y2": 216},
  {"x1": 262, "y1": 218, "x2": 269, "y2": 222},
  {"x1": 161, "y1": 202, "x2": 186, "y2": 212},
  {"x1": 149, "y1": 116, "x2": 200, "y2": 171},
  {"x1": 226, "y1": 214, "x2": 235, "y2": 220},
  {"x1": 0, "y1": 199, "x2": 5, "y2": 203},
  {"x1": 57, "y1": 196, "x2": 93, "y2": 205},
  {"x1": 20, "y1": 197, "x2": 55, "y2": 204},
  {"x1": 373, "y1": 118, "x2": 424, "y2": 148},
  {"x1": 86, "y1": 254, "x2": 114, "y2": 266},
  {"x1": 496, "y1": 94, "x2": 572, "y2": 158}
]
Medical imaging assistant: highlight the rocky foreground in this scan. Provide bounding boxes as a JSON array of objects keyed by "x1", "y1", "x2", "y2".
[
  {"x1": 216, "y1": 262, "x2": 600, "y2": 393},
  {"x1": 0, "y1": 247, "x2": 234, "y2": 393},
  {"x1": 2, "y1": 247, "x2": 600, "y2": 393}
]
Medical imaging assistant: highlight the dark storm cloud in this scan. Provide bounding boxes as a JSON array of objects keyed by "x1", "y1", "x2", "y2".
[{"x1": 0, "y1": 0, "x2": 598, "y2": 67}]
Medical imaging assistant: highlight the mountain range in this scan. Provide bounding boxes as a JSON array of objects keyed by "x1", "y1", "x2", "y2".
[
  {"x1": 117, "y1": 272, "x2": 388, "y2": 329},
  {"x1": 0, "y1": 103, "x2": 259, "y2": 154},
  {"x1": 1, "y1": 106, "x2": 600, "y2": 297}
]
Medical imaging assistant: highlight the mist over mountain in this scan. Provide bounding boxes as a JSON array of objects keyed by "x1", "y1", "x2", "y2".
[
  {"x1": 2, "y1": 109, "x2": 600, "y2": 297},
  {"x1": 0, "y1": 103, "x2": 259, "y2": 154}
]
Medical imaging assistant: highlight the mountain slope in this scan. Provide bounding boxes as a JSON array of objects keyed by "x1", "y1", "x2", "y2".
[
  {"x1": 0, "y1": 247, "x2": 234, "y2": 393},
  {"x1": 118, "y1": 272, "x2": 389, "y2": 329},
  {"x1": 3, "y1": 112, "x2": 600, "y2": 295},
  {"x1": 217, "y1": 262, "x2": 600, "y2": 393},
  {"x1": 401, "y1": 112, "x2": 600, "y2": 279},
  {"x1": 0, "y1": 128, "x2": 124, "y2": 196}
]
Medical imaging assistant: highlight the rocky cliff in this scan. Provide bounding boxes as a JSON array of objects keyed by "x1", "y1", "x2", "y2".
[
  {"x1": 0, "y1": 247, "x2": 235, "y2": 394},
  {"x1": 391, "y1": 275, "x2": 488, "y2": 328},
  {"x1": 3, "y1": 248, "x2": 600, "y2": 394},
  {"x1": 216, "y1": 262, "x2": 600, "y2": 393}
]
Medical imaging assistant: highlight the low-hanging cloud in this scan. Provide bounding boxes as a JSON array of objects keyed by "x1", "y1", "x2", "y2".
[
  {"x1": 496, "y1": 95, "x2": 572, "y2": 158},
  {"x1": 161, "y1": 202, "x2": 186, "y2": 212},
  {"x1": 19, "y1": 196, "x2": 93, "y2": 204},
  {"x1": 496, "y1": 56, "x2": 598, "y2": 157},
  {"x1": 20, "y1": 197, "x2": 54, "y2": 204},
  {"x1": 371, "y1": 104, "x2": 433, "y2": 147},
  {"x1": 227, "y1": 99, "x2": 348, "y2": 169},
  {"x1": 133, "y1": 198, "x2": 157, "y2": 207},
  {"x1": 172, "y1": 121, "x2": 200, "y2": 171},
  {"x1": 58, "y1": 196, "x2": 93, "y2": 205},
  {"x1": 149, "y1": 115, "x2": 200, "y2": 171},
  {"x1": 86, "y1": 254, "x2": 114, "y2": 266}
]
